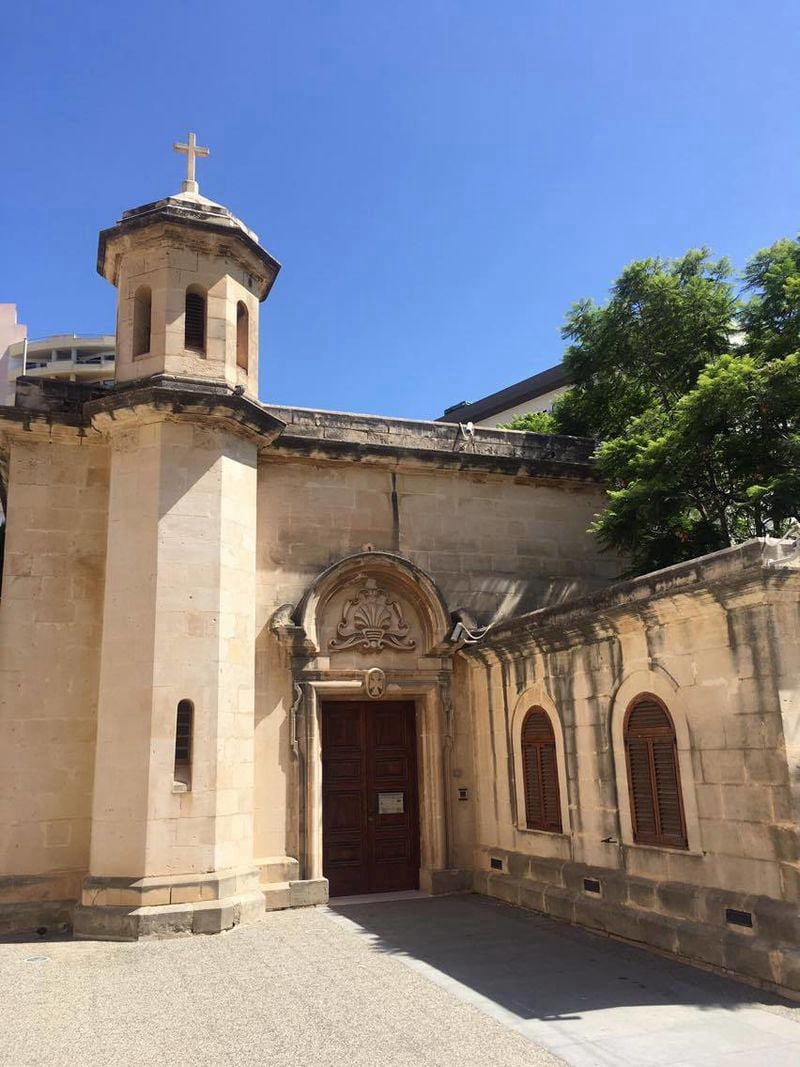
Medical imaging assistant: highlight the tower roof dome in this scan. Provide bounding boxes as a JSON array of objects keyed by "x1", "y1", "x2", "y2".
[{"x1": 97, "y1": 189, "x2": 280, "y2": 300}]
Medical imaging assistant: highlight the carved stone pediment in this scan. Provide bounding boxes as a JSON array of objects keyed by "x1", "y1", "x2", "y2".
[{"x1": 329, "y1": 579, "x2": 416, "y2": 654}]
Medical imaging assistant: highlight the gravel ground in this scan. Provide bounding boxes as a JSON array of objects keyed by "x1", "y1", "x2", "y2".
[
  {"x1": 5, "y1": 894, "x2": 800, "y2": 1067},
  {"x1": 0, "y1": 904, "x2": 559, "y2": 1067}
]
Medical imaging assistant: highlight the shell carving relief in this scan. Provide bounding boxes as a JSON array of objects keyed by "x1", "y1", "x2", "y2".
[{"x1": 329, "y1": 579, "x2": 416, "y2": 654}]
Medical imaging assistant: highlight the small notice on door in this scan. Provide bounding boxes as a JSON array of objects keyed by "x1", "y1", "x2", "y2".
[{"x1": 378, "y1": 791, "x2": 404, "y2": 814}]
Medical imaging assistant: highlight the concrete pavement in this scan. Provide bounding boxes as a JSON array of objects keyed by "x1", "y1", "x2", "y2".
[
  {"x1": 329, "y1": 894, "x2": 800, "y2": 1066},
  {"x1": 2, "y1": 893, "x2": 800, "y2": 1066}
]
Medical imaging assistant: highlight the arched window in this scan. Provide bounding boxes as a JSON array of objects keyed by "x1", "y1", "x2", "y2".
[
  {"x1": 174, "y1": 699, "x2": 194, "y2": 789},
  {"x1": 184, "y1": 287, "x2": 206, "y2": 353},
  {"x1": 236, "y1": 301, "x2": 249, "y2": 370},
  {"x1": 132, "y1": 285, "x2": 152, "y2": 358},
  {"x1": 521, "y1": 707, "x2": 562, "y2": 832},
  {"x1": 624, "y1": 696, "x2": 687, "y2": 849}
]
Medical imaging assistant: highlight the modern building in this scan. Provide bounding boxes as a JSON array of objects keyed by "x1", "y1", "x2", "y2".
[
  {"x1": 0, "y1": 305, "x2": 27, "y2": 407},
  {"x1": 439, "y1": 362, "x2": 570, "y2": 427},
  {"x1": 2, "y1": 332, "x2": 115, "y2": 404}
]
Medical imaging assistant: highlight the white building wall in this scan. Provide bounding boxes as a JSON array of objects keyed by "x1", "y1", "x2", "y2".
[
  {"x1": 475, "y1": 385, "x2": 569, "y2": 427},
  {"x1": 0, "y1": 305, "x2": 27, "y2": 406}
]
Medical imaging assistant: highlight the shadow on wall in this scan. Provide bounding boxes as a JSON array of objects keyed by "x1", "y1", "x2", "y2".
[
  {"x1": 474, "y1": 576, "x2": 589, "y2": 626},
  {"x1": 328, "y1": 894, "x2": 793, "y2": 1022}
]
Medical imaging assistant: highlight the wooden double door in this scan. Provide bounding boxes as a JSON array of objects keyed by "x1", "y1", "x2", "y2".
[{"x1": 322, "y1": 701, "x2": 420, "y2": 897}]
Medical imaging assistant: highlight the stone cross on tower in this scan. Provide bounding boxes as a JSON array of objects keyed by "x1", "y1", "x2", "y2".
[{"x1": 173, "y1": 131, "x2": 210, "y2": 195}]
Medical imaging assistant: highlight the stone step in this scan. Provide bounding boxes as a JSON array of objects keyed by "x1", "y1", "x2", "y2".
[
  {"x1": 263, "y1": 879, "x2": 328, "y2": 911},
  {"x1": 258, "y1": 856, "x2": 300, "y2": 885}
]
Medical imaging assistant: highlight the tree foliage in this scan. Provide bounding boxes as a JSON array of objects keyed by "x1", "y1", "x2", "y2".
[
  {"x1": 545, "y1": 242, "x2": 800, "y2": 575},
  {"x1": 499, "y1": 410, "x2": 557, "y2": 433}
]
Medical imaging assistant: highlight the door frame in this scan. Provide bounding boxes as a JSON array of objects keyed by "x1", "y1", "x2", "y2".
[
  {"x1": 297, "y1": 674, "x2": 453, "y2": 893},
  {"x1": 321, "y1": 698, "x2": 421, "y2": 895}
]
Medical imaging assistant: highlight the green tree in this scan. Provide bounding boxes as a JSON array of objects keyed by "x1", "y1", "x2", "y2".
[
  {"x1": 546, "y1": 244, "x2": 800, "y2": 575},
  {"x1": 554, "y1": 249, "x2": 738, "y2": 439},
  {"x1": 499, "y1": 410, "x2": 557, "y2": 433},
  {"x1": 741, "y1": 237, "x2": 800, "y2": 361}
]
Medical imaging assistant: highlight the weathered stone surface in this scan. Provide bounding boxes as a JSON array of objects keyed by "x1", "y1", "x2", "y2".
[
  {"x1": 0, "y1": 899, "x2": 74, "y2": 937},
  {"x1": 420, "y1": 868, "x2": 473, "y2": 895},
  {"x1": 262, "y1": 883, "x2": 292, "y2": 911},
  {"x1": 457, "y1": 538, "x2": 800, "y2": 993},
  {"x1": 288, "y1": 879, "x2": 328, "y2": 907},
  {"x1": 258, "y1": 856, "x2": 300, "y2": 884}
]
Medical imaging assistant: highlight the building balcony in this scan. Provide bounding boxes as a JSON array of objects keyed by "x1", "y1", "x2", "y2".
[{"x1": 5, "y1": 334, "x2": 116, "y2": 388}]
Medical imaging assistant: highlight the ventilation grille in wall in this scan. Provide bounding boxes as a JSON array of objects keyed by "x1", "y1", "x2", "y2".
[
  {"x1": 583, "y1": 878, "x2": 601, "y2": 895},
  {"x1": 490, "y1": 857, "x2": 503, "y2": 871},
  {"x1": 725, "y1": 908, "x2": 753, "y2": 929}
]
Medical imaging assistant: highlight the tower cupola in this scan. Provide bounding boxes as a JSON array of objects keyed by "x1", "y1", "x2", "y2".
[{"x1": 97, "y1": 133, "x2": 280, "y2": 397}]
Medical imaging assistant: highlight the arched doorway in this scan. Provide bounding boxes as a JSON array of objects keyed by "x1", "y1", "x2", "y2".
[{"x1": 283, "y1": 552, "x2": 466, "y2": 896}]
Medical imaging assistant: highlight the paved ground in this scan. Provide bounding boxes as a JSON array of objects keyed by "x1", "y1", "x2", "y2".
[
  {"x1": 1, "y1": 894, "x2": 799, "y2": 1066},
  {"x1": 330, "y1": 895, "x2": 800, "y2": 1066}
]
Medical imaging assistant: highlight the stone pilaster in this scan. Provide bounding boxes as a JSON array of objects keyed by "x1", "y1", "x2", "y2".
[{"x1": 73, "y1": 411, "x2": 266, "y2": 938}]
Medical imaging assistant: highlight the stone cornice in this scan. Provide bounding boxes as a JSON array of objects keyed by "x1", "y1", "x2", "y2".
[
  {"x1": 262, "y1": 404, "x2": 599, "y2": 481},
  {"x1": 2, "y1": 382, "x2": 599, "y2": 478},
  {"x1": 466, "y1": 537, "x2": 800, "y2": 657},
  {"x1": 83, "y1": 375, "x2": 286, "y2": 445},
  {"x1": 97, "y1": 197, "x2": 281, "y2": 299}
]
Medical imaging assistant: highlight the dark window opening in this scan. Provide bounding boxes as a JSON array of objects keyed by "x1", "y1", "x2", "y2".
[
  {"x1": 236, "y1": 301, "x2": 249, "y2": 371},
  {"x1": 625, "y1": 696, "x2": 687, "y2": 849},
  {"x1": 132, "y1": 285, "x2": 152, "y2": 358},
  {"x1": 521, "y1": 707, "x2": 562, "y2": 833},
  {"x1": 184, "y1": 289, "x2": 206, "y2": 353},
  {"x1": 174, "y1": 699, "x2": 194, "y2": 790}
]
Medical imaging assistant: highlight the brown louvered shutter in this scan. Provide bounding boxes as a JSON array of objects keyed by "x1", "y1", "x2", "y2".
[
  {"x1": 627, "y1": 736, "x2": 658, "y2": 839},
  {"x1": 521, "y1": 708, "x2": 562, "y2": 833},
  {"x1": 185, "y1": 290, "x2": 206, "y2": 352},
  {"x1": 652, "y1": 737, "x2": 685, "y2": 847},
  {"x1": 625, "y1": 697, "x2": 687, "y2": 849}
]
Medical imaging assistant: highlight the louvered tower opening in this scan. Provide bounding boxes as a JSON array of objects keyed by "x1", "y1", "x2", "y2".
[
  {"x1": 521, "y1": 707, "x2": 562, "y2": 833},
  {"x1": 184, "y1": 289, "x2": 206, "y2": 352},
  {"x1": 625, "y1": 697, "x2": 687, "y2": 849}
]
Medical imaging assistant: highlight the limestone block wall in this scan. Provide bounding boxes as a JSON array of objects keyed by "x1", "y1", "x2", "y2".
[
  {"x1": 257, "y1": 458, "x2": 615, "y2": 623},
  {"x1": 89, "y1": 417, "x2": 258, "y2": 879},
  {"x1": 253, "y1": 440, "x2": 616, "y2": 864},
  {"x1": 464, "y1": 539, "x2": 800, "y2": 995},
  {"x1": 0, "y1": 431, "x2": 109, "y2": 925},
  {"x1": 113, "y1": 229, "x2": 261, "y2": 395}
]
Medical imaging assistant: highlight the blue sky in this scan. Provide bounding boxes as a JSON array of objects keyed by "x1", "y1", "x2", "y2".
[{"x1": 1, "y1": 1, "x2": 799, "y2": 419}]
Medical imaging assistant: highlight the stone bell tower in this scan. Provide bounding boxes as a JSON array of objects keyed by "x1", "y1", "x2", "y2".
[
  {"x1": 73, "y1": 137, "x2": 285, "y2": 939},
  {"x1": 97, "y1": 132, "x2": 280, "y2": 397}
]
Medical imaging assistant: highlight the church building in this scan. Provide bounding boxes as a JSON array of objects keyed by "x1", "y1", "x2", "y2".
[{"x1": 1, "y1": 138, "x2": 799, "y2": 998}]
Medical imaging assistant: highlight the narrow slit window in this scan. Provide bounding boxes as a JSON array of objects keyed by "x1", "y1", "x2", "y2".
[
  {"x1": 184, "y1": 288, "x2": 206, "y2": 352},
  {"x1": 521, "y1": 707, "x2": 562, "y2": 833},
  {"x1": 174, "y1": 699, "x2": 194, "y2": 789},
  {"x1": 625, "y1": 696, "x2": 687, "y2": 849},
  {"x1": 132, "y1": 285, "x2": 152, "y2": 358},
  {"x1": 236, "y1": 301, "x2": 249, "y2": 370}
]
